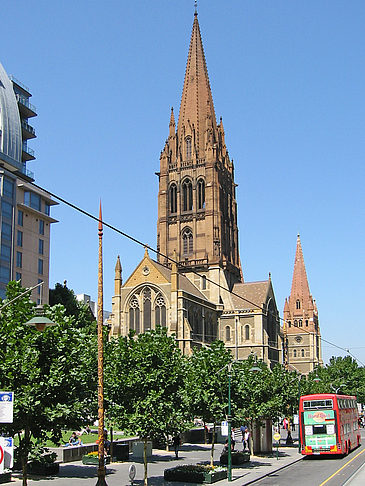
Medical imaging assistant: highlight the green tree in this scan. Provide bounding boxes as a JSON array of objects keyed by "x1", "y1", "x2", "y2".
[
  {"x1": 305, "y1": 356, "x2": 365, "y2": 403},
  {"x1": 185, "y1": 340, "x2": 232, "y2": 465},
  {"x1": 49, "y1": 282, "x2": 95, "y2": 329},
  {"x1": 0, "y1": 282, "x2": 97, "y2": 486},
  {"x1": 104, "y1": 326, "x2": 187, "y2": 486}
]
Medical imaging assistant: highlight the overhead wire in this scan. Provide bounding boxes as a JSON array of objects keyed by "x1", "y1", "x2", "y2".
[{"x1": 30, "y1": 181, "x2": 365, "y2": 367}]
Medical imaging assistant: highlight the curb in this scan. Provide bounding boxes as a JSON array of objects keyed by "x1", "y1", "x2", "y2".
[{"x1": 238, "y1": 456, "x2": 304, "y2": 485}]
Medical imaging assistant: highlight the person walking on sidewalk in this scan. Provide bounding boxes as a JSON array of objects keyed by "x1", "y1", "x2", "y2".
[{"x1": 172, "y1": 434, "x2": 181, "y2": 459}]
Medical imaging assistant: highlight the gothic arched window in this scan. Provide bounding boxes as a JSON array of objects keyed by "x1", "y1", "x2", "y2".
[
  {"x1": 182, "y1": 179, "x2": 193, "y2": 211},
  {"x1": 293, "y1": 349, "x2": 297, "y2": 358},
  {"x1": 169, "y1": 183, "x2": 177, "y2": 214},
  {"x1": 299, "y1": 319, "x2": 303, "y2": 327},
  {"x1": 129, "y1": 297, "x2": 140, "y2": 333},
  {"x1": 301, "y1": 348, "x2": 305, "y2": 358},
  {"x1": 182, "y1": 228, "x2": 193, "y2": 255},
  {"x1": 225, "y1": 326, "x2": 231, "y2": 341},
  {"x1": 143, "y1": 287, "x2": 151, "y2": 332},
  {"x1": 245, "y1": 324, "x2": 250, "y2": 340},
  {"x1": 186, "y1": 136, "x2": 192, "y2": 160},
  {"x1": 296, "y1": 299, "x2": 301, "y2": 309},
  {"x1": 155, "y1": 294, "x2": 166, "y2": 327},
  {"x1": 197, "y1": 179, "x2": 205, "y2": 210}
]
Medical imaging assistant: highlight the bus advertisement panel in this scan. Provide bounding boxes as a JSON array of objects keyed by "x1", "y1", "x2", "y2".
[{"x1": 303, "y1": 409, "x2": 336, "y2": 452}]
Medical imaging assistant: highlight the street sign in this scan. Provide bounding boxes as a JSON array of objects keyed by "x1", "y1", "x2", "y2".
[
  {"x1": 221, "y1": 421, "x2": 228, "y2": 436},
  {"x1": 293, "y1": 414, "x2": 299, "y2": 425},
  {"x1": 0, "y1": 443, "x2": 4, "y2": 474},
  {"x1": 2, "y1": 438, "x2": 13, "y2": 469},
  {"x1": 273, "y1": 433, "x2": 281, "y2": 442},
  {"x1": 0, "y1": 392, "x2": 13, "y2": 423}
]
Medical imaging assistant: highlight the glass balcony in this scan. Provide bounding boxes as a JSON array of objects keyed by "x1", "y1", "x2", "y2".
[
  {"x1": 22, "y1": 143, "x2": 34, "y2": 157},
  {"x1": 21, "y1": 120, "x2": 36, "y2": 137},
  {"x1": 16, "y1": 94, "x2": 37, "y2": 115}
]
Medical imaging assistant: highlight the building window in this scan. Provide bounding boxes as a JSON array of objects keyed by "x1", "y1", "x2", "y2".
[
  {"x1": 182, "y1": 228, "x2": 193, "y2": 255},
  {"x1": 296, "y1": 299, "x2": 301, "y2": 309},
  {"x1": 17, "y1": 231, "x2": 23, "y2": 247},
  {"x1": 169, "y1": 183, "x2": 177, "y2": 214},
  {"x1": 18, "y1": 210, "x2": 23, "y2": 227},
  {"x1": 0, "y1": 244, "x2": 11, "y2": 262},
  {"x1": 1, "y1": 201, "x2": 13, "y2": 219},
  {"x1": 182, "y1": 179, "x2": 193, "y2": 211},
  {"x1": 186, "y1": 136, "x2": 192, "y2": 160},
  {"x1": 301, "y1": 349, "x2": 305, "y2": 358},
  {"x1": 225, "y1": 326, "x2": 231, "y2": 341},
  {"x1": 38, "y1": 259, "x2": 43, "y2": 275},
  {"x1": 155, "y1": 294, "x2": 166, "y2": 327},
  {"x1": 2, "y1": 222, "x2": 12, "y2": 241},
  {"x1": 201, "y1": 275, "x2": 207, "y2": 290},
  {"x1": 143, "y1": 287, "x2": 151, "y2": 331},
  {"x1": 24, "y1": 191, "x2": 41, "y2": 211},
  {"x1": 16, "y1": 251, "x2": 22, "y2": 268},
  {"x1": 16, "y1": 272, "x2": 21, "y2": 282},
  {"x1": 197, "y1": 179, "x2": 205, "y2": 210},
  {"x1": 288, "y1": 321, "x2": 291, "y2": 328},
  {"x1": 129, "y1": 297, "x2": 140, "y2": 333},
  {"x1": 305, "y1": 320, "x2": 308, "y2": 327},
  {"x1": 37, "y1": 278, "x2": 42, "y2": 295},
  {"x1": 44, "y1": 203, "x2": 50, "y2": 216},
  {"x1": 3, "y1": 179, "x2": 14, "y2": 198},
  {"x1": 294, "y1": 320, "x2": 298, "y2": 327},
  {"x1": 39, "y1": 220, "x2": 44, "y2": 235},
  {"x1": 293, "y1": 349, "x2": 297, "y2": 358},
  {"x1": 245, "y1": 324, "x2": 250, "y2": 340},
  {"x1": 0, "y1": 265, "x2": 10, "y2": 284},
  {"x1": 299, "y1": 319, "x2": 303, "y2": 327},
  {"x1": 39, "y1": 239, "x2": 44, "y2": 255}
]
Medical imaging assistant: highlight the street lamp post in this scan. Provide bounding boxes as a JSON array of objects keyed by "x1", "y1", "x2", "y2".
[
  {"x1": 227, "y1": 362, "x2": 261, "y2": 482},
  {"x1": 227, "y1": 364, "x2": 232, "y2": 481}
]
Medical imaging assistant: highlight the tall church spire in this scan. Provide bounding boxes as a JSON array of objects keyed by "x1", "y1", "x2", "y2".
[
  {"x1": 290, "y1": 234, "x2": 312, "y2": 308},
  {"x1": 177, "y1": 12, "x2": 217, "y2": 156}
]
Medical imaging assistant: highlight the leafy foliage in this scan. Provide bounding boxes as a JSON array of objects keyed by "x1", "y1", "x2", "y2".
[{"x1": 0, "y1": 281, "x2": 97, "y2": 484}]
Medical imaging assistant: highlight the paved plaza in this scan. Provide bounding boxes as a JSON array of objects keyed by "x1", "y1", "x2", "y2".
[{"x1": 11, "y1": 441, "x2": 302, "y2": 485}]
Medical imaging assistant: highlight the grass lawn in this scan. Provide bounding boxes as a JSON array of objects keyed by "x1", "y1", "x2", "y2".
[{"x1": 14, "y1": 430, "x2": 130, "y2": 448}]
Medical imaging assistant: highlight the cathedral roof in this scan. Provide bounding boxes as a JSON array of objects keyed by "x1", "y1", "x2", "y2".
[
  {"x1": 230, "y1": 280, "x2": 271, "y2": 310},
  {"x1": 153, "y1": 259, "x2": 209, "y2": 302},
  {"x1": 0, "y1": 62, "x2": 22, "y2": 163},
  {"x1": 177, "y1": 12, "x2": 217, "y2": 155}
]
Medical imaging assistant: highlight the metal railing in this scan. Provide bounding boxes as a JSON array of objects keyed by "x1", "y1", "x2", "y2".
[
  {"x1": 16, "y1": 94, "x2": 37, "y2": 113},
  {"x1": 8, "y1": 75, "x2": 30, "y2": 93},
  {"x1": 21, "y1": 120, "x2": 36, "y2": 136},
  {"x1": 22, "y1": 143, "x2": 35, "y2": 157}
]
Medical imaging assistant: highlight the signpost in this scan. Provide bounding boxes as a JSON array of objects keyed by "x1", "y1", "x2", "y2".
[
  {"x1": 0, "y1": 392, "x2": 13, "y2": 423},
  {"x1": 129, "y1": 464, "x2": 136, "y2": 486},
  {"x1": 273, "y1": 433, "x2": 281, "y2": 460}
]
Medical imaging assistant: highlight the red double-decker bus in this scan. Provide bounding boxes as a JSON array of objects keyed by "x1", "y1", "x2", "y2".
[{"x1": 299, "y1": 393, "x2": 361, "y2": 455}]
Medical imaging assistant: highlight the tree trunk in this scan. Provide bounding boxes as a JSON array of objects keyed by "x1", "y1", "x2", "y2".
[
  {"x1": 210, "y1": 422, "x2": 216, "y2": 467},
  {"x1": 249, "y1": 420, "x2": 254, "y2": 456},
  {"x1": 143, "y1": 438, "x2": 148, "y2": 486},
  {"x1": 21, "y1": 425, "x2": 30, "y2": 486}
]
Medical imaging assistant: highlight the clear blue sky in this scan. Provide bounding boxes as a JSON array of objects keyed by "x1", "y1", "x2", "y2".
[{"x1": 2, "y1": 1, "x2": 364, "y2": 365}]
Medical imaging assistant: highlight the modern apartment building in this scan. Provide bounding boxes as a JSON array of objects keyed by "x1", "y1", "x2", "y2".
[{"x1": 0, "y1": 61, "x2": 57, "y2": 303}]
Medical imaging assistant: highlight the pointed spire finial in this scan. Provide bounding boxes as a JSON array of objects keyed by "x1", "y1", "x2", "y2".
[
  {"x1": 98, "y1": 200, "x2": 103, "y2": 238},
  {"x1": 144, "y1": 246, "x2": 149, "y2": 257},
  {"x1": 194, "y1": 0, "x2": 198, "y2": 16}
]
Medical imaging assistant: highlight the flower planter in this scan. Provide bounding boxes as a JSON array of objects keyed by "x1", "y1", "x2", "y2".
[
  {"x1": 82, "y1": 454, "x2": 110, "y2": 465},
  {"x1": 164, "y1": 465, "x2": 227, "y2": 483},
  {"x1": 28, "y1": 462, "x2": 60, "y2": 475},
  {"x1": 220, "y1": 450, "x2": 250, "y2": 465}
]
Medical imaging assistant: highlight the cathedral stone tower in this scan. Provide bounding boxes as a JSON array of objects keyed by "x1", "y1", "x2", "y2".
[
  {"x1": 283, "y1": 235, "x2": 323, "y2": 374},
  {"x1": 156, "y1": 12, "x2": 241, "y2": 301}
]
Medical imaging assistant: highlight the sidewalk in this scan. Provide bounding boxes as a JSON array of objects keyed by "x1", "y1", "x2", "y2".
[{"x1": 11, "y1": 442, "x2": 303, "y2": 485}]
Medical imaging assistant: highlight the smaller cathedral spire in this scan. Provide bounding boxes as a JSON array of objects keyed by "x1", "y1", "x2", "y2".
[{"x1": 114, "y1": 255, "x2": 122, "y2": 296}]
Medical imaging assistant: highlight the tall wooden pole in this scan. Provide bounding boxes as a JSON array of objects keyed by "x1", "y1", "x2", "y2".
[{"x1": 96, "y1": 202, "x2": 107, "y2": 485}]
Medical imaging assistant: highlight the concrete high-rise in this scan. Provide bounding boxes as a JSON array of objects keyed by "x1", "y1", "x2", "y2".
[{"x1": 0, "y1": 62, "x2": 57, "y2": 303}]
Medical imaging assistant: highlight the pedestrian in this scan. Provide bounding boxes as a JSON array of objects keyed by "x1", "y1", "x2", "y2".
[
  {"x1": 243, "y1": 428, "x2": 250, "y2": 451},
  {"x1": 172, "y1": 434, "x2": 180, "y2": 459},
  {"x1": 240, "y1": 425, "x2": 247, "y2": 449},
  {"x1": 283, "y1": 418, "x2": 288, "y2": 430}
]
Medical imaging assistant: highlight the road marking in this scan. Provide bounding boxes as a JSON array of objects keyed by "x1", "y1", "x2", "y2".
[{"x1": 318, "y1": 448, "x2": 365, "y2": 486}]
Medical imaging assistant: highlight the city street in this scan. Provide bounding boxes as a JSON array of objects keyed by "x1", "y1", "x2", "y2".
[{"x1": 9, "y1": 430, "x2": 364, "y2": 486}]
